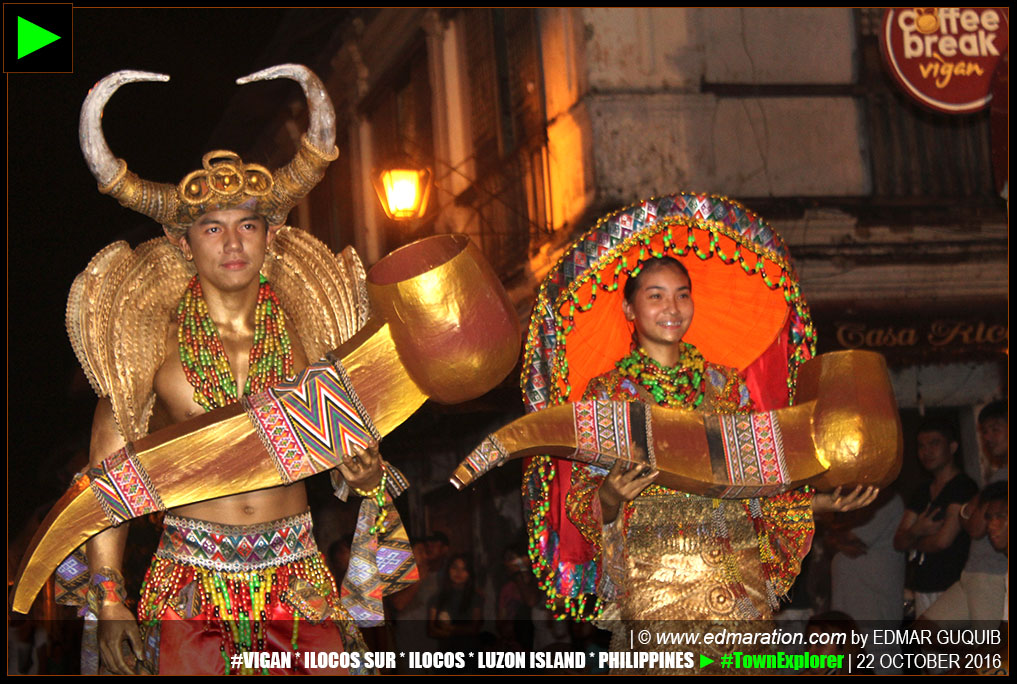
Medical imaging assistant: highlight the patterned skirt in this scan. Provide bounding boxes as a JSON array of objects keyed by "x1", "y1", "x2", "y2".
[{"x1": 138, "y1": 511, "x2": 368, "y2": 675}]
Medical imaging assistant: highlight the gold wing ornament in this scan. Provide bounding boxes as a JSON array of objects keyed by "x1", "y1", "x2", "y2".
[{"x1": 65, "y1": 227, "x2": 371, "y2": 441}]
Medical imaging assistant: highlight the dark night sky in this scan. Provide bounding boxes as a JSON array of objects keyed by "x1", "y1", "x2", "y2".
[{"x1": 8, "y1": 8, "x2": 353, "y2": 536}]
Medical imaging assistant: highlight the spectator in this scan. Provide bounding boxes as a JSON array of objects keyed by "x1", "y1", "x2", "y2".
[
  {"x1": 428, "y1": 554, "x2": 484, "y2": 654},
  {"x1": 804, "y1": 612, "x2": 865, "y2": 674},
  {"x1": 982, "y1": 482, "x2": 1008, "y2": 554},
  {"x1": 922, "y1": 401, "x2": 1007, "y2": 627},
  {"x1": 426, "y1": 532, "x2": 450, "y2": 574},
  {"x1": 893, "y1": 420, "x2": 978, "y2": 617},
  {"x1": 980, "y1": 482, "x2": 1008, "y2": 623}
]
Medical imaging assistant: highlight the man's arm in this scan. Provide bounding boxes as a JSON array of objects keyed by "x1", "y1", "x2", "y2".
[
  {"x1": 86, "y1": 398, "x2": 144, "y2": 675},
  {"x1": 914, "y1": 502, "x2": 965, "y2": 553},
  {"x1": 894, "y1": 502, "x2": 962, "y2": 553},
  {"x1": 893, "y1": 508, "x2": 925, "y2": 551}
]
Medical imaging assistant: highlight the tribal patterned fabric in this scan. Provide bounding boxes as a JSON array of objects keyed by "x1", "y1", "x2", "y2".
[
  {"x1": 89, "y1": 445, "x2": 165, "y2": 525},
  {"x1": 574, "y1": 400, "x2": 640, "y2": 466},
  {"x1": 715, "y1": 410, "x2": 789, "y2": 495},
  {"x1": 457, "y1": 435, "x2": 510, "y2": 483},
  {"x1": 55, "y1": 548, "x2": 91, "y2": 612},
  {"x1": 155, "y1": 511, "x2": 317, "y2": 572},
  {"x1": 139, "y1": 514, "x2": 373, "y2": 676},
  {"x1": 246, "y1": 359, "x2": 374, "y2": 483},
  {"x1": 340, "y1": 494, "x2": 419, "y2": 627},
  {"x1": 383, "y1": 463, "x2": 410, "y2": 497}
]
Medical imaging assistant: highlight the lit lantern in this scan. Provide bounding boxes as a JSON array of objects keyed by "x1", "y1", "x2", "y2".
[{"x1": 373, "y1": 162, "x2": 432, "y2": 220}]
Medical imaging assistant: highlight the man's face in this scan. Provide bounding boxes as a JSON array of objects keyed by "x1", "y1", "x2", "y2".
[
  {"x1": 984, "y1": 500, "x2": 1007, "y2": 553},
  {"x1": 978, "y1": 417, "x2": 1008, "y2": 467},
  {"x1": 177, "y1": 208, "x2": 275, "y2": 294},
  {"x1": 916, "y1": 430, "x2": 957, "y2": 473}
]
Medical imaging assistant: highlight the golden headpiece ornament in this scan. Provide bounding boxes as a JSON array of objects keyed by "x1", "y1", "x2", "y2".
[{"x1": 79, "y1": 64, "x2": 339, "y2": 236}]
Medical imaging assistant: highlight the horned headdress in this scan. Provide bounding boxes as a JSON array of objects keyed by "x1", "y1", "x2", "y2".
[{"x1": 79, "y1": 64, "x2": 338, "y2": 235}]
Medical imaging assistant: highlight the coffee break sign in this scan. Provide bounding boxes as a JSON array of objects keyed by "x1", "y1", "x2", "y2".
[{"x1": 880, "y1": 8, "x2": 1009, "y2": 114}]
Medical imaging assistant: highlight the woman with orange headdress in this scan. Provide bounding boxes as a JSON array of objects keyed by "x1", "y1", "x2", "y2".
[{"x1": 519, "y1": 194, "x2": 875, "y2": 670}]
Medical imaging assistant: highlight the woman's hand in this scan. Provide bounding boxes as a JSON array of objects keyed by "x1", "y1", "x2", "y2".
[
  {"x1": 812, "y1": 485, "x2": 879, "y2": 514},
  {"x1": 598, "y1": 460, "x2": 658, "y2": 524}
]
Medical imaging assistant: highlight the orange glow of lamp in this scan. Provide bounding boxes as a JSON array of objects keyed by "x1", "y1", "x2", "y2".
[{"x1": 373, "y1": 163, "x2": 432, "y2": 220}]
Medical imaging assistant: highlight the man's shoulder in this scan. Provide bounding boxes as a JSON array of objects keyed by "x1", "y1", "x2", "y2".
[
  {"x1": 944, "y1": 472, "x2": 979, "y2": 501},
  {"x1": 69, "y1": 239, "x2": 188, "y2": 440}
]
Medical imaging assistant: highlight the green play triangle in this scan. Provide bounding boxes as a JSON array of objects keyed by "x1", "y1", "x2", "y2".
[
  {"x1": 18, "y1": 17, "x2": 61, "y2": 59},
  {"x1": 699, "y1": 654, "x2": 714, "y2": 668}
]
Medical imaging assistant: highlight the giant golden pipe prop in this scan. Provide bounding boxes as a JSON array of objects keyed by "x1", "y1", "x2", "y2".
[
  {"x1": 452, "y1": 350, "x2": 901, "y2": 496},
  {"x1": 12, "y1": 234, "x2": 520, "y2": 615}
]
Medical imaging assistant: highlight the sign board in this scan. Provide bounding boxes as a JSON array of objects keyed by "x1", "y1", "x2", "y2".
[{"x1": 880, "y1": 8, "x2": 1009, "y2": 113}]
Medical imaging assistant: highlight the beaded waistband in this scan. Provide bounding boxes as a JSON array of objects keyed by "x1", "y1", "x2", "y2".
[{"x1": 156, "y1": 511, "x2": 318, "y2": 572}]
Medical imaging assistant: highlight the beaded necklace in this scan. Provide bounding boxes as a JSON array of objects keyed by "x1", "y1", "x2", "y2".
[
  {"x1": 616, "y1": 342, "x2": 706, "y2": 408},
  {"x1": 176, "y1": 274, "x2": 294, "y2": 411}
]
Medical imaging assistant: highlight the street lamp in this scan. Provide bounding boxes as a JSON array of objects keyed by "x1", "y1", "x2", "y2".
[{"x1": 373, "y1": 160, "x2": 432, "y2": 220}]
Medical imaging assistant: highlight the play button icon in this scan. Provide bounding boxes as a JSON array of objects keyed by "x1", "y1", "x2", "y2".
[
  {"x1": 4, "y1": 4, "x2": 72, "y2": 73},
  {"x1": 17, "y1": 16, "x2": 61, "y2": 59}
]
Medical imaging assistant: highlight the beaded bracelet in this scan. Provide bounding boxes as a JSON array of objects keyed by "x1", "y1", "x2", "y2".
[
  {"x1": 86, "y1": 566, "x2": 128, "y2": 615},
  {"x1": 352, "y1": 468, "x2": 389, "y2": 535},
  {"x1": 351, "y1": 468, "x2": 387, "y2": 500}
]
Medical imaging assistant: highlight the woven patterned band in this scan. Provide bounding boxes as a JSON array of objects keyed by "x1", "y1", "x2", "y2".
[
  {"x1": 88, "y1": 444, "x2": 166, "y2": 526},
  {"x1": 704, "y1": 411, "x2": 789, "y2": 497},
  {"x1": 245, "y1": 357, "x2": 378, "y2": 484},
  {"x1": 155, "y1": 511, "x2": 317, "y2": 572}
]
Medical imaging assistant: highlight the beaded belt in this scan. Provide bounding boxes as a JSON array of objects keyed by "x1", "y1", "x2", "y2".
[{"x1": 156, "y1": 511, "x2": 318, "y2": 572}]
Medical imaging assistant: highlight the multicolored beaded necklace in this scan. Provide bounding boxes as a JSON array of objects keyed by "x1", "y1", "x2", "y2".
[
  {"x1": 616, "y1": 342, "x2": 706, "y2": 408},
  {"x1": 176, "y1": 274, "x2": 294, "y2": 411}
]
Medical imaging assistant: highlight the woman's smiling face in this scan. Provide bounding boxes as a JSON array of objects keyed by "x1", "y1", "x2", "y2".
[{"x1": 623, "y1": 262, "x2": 694, "y2": 357}]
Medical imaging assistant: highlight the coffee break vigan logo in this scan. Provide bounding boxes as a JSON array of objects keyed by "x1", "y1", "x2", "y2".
[{"x1": 881, "y1": 8, "x2": 1009, "y2": 113}]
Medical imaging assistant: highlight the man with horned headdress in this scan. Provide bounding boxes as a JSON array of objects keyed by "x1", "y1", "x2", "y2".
[{"x1": 63, "y1": 65, "x2": 416, "y2": 675}]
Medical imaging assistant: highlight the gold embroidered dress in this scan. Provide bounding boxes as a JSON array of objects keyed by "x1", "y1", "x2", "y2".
[{"x1": 568, "y1": 349, "x2": 813, "y2": 667}]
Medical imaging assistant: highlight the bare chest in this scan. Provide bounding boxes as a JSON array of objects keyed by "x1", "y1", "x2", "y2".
[
  {"x1": 152, "y1": 329, "x2": 254, "y2": 425},
  {"x1": 151, "y1": 318, "x2": 307, "y2": 428}
]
